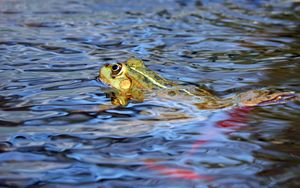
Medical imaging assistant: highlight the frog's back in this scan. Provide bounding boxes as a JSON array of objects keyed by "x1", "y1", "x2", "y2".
[{"x1": 126, "y1": 58, "x2": 176, "y2": 90}]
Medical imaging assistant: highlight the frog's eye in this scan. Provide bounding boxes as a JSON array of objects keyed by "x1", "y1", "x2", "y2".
[{"x1": 111, "y1": 63, "x2": 123, "y2": 77}]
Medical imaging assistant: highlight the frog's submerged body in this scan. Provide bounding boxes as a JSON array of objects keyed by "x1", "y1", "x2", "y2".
[{"x1": 99, "y1": 58, "x2": 299, "y2": 109}]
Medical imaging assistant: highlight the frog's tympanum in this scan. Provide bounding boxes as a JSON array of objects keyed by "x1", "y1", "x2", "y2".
[{"x1": 99, "y1": 58, "x2": 299, "y2": 109}]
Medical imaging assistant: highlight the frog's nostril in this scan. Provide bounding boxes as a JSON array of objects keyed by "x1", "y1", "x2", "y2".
[{"x1": 105, "y1": 63, "x2": 109, "y2": 67}]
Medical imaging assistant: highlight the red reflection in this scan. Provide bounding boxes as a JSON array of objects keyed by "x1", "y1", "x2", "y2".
[
  {"x1": 144, "y1": 107, "x2": 254, "y2": 181},
  {"x1": 145, "y1": 160, "x2": 213, "y2": 181},
  {"x1": 217, "y1": 107, "x2": 253, "y2": 128},
  {"x1": 189, "y1": 140, "x2": 208, "y2": 155}
]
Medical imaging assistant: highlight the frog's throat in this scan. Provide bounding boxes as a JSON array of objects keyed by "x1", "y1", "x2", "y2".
[{"x1": 129, "y1": 67, "x2": 168, "y2": 89}]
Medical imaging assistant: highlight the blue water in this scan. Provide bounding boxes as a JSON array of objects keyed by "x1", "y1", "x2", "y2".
[{"x1": 0, "y1": 0, "x2": 300, "y2": 187}]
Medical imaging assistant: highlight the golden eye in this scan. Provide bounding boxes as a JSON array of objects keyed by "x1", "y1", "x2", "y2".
[{"x1": 111, "y1": 63, "x2": 122, "y2": 76}]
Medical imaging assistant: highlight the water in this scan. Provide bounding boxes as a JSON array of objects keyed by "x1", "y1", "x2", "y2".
[{"x1": 0, "y1": 0, "x2": 300, "y2": 187}]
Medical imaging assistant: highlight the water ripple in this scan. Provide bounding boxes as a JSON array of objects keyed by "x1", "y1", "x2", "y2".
[{"x1": 0, "y1": 0, "x2": 300, "y2": 187}]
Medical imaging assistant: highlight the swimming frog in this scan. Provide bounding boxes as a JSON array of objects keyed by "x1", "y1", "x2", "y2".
[{"x1": 99, "y1": 58, "x2": 299, "y2": 108}]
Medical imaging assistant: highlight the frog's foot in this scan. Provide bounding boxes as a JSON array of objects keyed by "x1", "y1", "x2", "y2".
[
  {"x1": 106, "y1": 91, "x2": 130, "y2": 106},
  {"x1": 237, "y1": 90, "x2": 299, "y2": 107}
]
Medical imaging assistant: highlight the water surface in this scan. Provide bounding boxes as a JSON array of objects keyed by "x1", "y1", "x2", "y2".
[{"x1": 0, "y1": 0, "x2": 300, "y2": 187}]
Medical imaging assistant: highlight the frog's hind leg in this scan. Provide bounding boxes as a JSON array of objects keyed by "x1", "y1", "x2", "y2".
[
  {"x1": 236, "y1": 89, "x2": 299, "y2": 107},
  {"x1": 257, "y1": 92, "x2": 299, "y2": 106}
]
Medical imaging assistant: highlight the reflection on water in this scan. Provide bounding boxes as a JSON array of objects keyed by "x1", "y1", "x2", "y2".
[{"x1": 0, "y1": 0, "x2": 300, "y2": 187}]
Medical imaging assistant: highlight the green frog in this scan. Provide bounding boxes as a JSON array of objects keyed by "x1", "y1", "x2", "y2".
[{"x1": 99, "y1": 58, "x2": 299, "y2": 109}]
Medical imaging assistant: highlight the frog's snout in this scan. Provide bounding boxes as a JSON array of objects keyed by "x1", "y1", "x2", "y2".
[{"x1": 98, "y1": 67, "x2": 107, "y2": 83}]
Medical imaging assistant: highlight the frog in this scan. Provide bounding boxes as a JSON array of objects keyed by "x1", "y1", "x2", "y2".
[{"x1": 99, "y1": 58, "x2": 299, "y2": 109}]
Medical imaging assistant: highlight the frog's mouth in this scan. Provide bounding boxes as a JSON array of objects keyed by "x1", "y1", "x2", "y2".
[
  {"x1": 258, "y1": 93, "x2": 299, "y2": 106},
  {"x1": 99, "y1": 66, "x2": 112, "y2": 85},
  {"x1": 98, "y1": 74, "x2": 110, "y2": 87},
  {"x1": 98, "y1": 73, "x2": 109, "y2": 86}
]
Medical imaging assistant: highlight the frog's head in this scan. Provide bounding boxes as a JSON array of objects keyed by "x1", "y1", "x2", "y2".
[
  {"x1": 99, "y1": 62, "x2": 131, "y2": 92},
  {"x1": 99, "y1": 57, "x2": 175, "y2": 102},
  {"x1": 99, "y1": 58, "x2": 145, "y2": 92}
]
